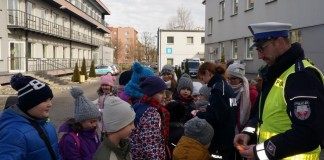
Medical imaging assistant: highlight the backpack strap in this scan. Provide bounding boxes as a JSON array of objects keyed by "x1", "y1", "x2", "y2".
[
  {"x1": 69, "y1": 132, "x2": 81, "y2": 151},
  {"x1": 28, "y1": 119, "x2": 57, "y2": 160}
]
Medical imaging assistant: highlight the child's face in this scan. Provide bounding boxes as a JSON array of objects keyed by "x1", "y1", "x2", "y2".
[
  {"x1": 27, "y1": 98, "x2": 52, "y2": 119},
  {"x1": 117, "y1": 121, "x2": 135, "y2": 139},
  {"x1": 81, "y1": 118, "x2": 99, "y2": 130},
  {"x1": 161, "y1": 94, "x2": 172, "y2": 106},
  {"x1": 101, "y1": 84, "x2": 113, "y2": 94},
  {"x1": 162, "y1": 73, "x2": 172, "y2": 81},
  {"x1": 152, "y1": 90, "x2": 166, "y2": 104},
  {"x1": 180, "y1": 88, "x2": 192, "y2": 98},
  {"x1": 192, "y1": 94, "x2": 200, "y2": 103}
]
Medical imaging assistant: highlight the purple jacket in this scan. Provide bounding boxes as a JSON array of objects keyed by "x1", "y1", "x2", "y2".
[{"x1": 59, "y1": 122, "x2": 100, "y2": 160}]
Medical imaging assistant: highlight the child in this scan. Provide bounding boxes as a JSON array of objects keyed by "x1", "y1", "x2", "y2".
[
  {"x1": 0, "y1": 73, "x2": 61, "y2": 159},
  {"x1": 192, "y1": 82, "x2": 203, "y2": 103},
  {"x1": 93, "y1": 96, "x2": 135, "y2": 160},
  {"x1": 161, "y1": 90, "x2": 173, "y2": 106},
  {"x1": 174, "y1": 74, "x2": 195, "y2": 122},
  {"x1": 173, "y1": 117, "x2": 214, "y2": 160},
  {"x1": 195, "y1": 85, "x2": 211, "y2": 112},
  {"x1": 59, "y1": 86, "x2": 101, "y2": 160},
  {"x1": 124, "y1": 62, "x2": 155, "y2": 105},
  {"x1": 165, "y1": 101, "x2": 186, "y2": 158},
  {"x1": 161, "y1": 64, "x2": 177, "y2": 94},
  {"x1": 94, "y1": 74, "x2": 116, "y2": 138},
  {"x1": 130, "y1": 76, "x2": 170, "y2": 159},
  {"x1": 116, "y1": 70, "x2": 132, "y2": 101}
]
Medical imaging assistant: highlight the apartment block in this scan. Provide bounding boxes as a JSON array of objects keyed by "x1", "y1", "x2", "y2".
[
  {"x1": 203, "y1": 0, "x2": 324, "y2": 73},
  {"x1": 0, "y1": 0, "x2": 113, "y2": 74},
  {"x1": 157, "y1": 29, "x2": 205, "y2": 71},
  {"x1": 109, "y1": 27, "x2": 141, "y2": 64}
]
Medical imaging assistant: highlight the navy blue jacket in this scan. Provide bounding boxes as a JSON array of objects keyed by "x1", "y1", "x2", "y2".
[{"x1": 197, "y1": 74, "x2": 237, "y2": 157}]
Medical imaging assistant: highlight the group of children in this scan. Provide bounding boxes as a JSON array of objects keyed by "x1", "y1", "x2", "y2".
[{"x1": 0, "y1": 61, "x2": 259, "y2": 160}]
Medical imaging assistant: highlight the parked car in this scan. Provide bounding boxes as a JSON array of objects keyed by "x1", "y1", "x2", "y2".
[{"x1": 95, "y1": 65, "x2": 114, "y2": 75}]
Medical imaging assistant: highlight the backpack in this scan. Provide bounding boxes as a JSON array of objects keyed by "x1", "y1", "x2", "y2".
[{"x1": 59, "y1": 131, "x2": 81, "y2": 154}]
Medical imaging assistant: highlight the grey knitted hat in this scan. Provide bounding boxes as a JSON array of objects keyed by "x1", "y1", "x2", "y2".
[
  {"x1": 102, "y1": 96, "x2": 135, "y2": 132},
  {"x1": 184, "y1": 117, "x2": 214, "y2": 145},
  {"x1": 177, "y1": 74, "x2": 193, "y2": 93},
  {"x1": 161, "y1": 64, "x2": 174, "y2": 75},
  {"x1": 199, "y1": 85, "x2": 211, "y2": 100},
  {"x1": 227, "y1": 62, "x2": 245, "y2": 79},
  {"x1": 71, "y1": 87, "x2": 101, "y2": 122}
]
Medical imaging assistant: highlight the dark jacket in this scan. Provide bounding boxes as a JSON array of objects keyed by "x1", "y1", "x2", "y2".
[
  {"x1": 196, "y1": 74, "x2": 237, "y2": 159},
  {"x1": 246, "y1": 43, "x2": 324, "y2": 159}
]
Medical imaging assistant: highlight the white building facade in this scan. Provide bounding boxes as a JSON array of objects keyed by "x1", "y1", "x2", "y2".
[
  {"x1": 0, "y1": 0, "x2": 112, "y2": 74},
  {"x1": 157, "y1": 29, "x2": 205, "y2": 71},
  {"x1": 203, "y1": 0, "x2": 324, "y2": 73}
]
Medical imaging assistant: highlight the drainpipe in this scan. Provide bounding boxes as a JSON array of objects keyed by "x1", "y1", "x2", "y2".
[
  {"x1": 69, "y1": 14, "x2": 72, "y2": 67},
  {"x1": 25, "y1": 0, "x2": 28, "y2": 72}
]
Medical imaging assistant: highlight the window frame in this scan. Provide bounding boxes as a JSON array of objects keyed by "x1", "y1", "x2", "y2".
[
  {"x1": 208, "y1": 18, "x2": 213, "y2": 35},
  {"x1": 246, "y1": 0, "x2": 254, "y2": 10},
  {"x1": 231, "y1": 0, "x2": 238, "y2": 15},
  {"x1": 231, "y1": 40, "x2": 238, "y2": 59},
  {"x1": 167, "y1": 36, "x2": 174, "y2": 44},
  {"x1": 219, "y1": 1, "x2": 225, "y2": 20},
  {"x1": 187, "y1": 37, "x2": 194, "y2": 45},
  {"x1": 245, "y1": 37, "x2": 253, "y2": 60}
]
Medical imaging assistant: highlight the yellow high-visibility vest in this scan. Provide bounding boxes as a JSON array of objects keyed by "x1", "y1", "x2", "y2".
[{"x1": 258, "y1": 60, "x2": 322, "y2": 160}]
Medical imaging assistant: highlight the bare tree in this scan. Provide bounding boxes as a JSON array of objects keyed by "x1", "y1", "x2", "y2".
[
  {"x1": 166, "y1": 6, "x2": 194, "y2": 30},
  {"x1": 112, "y1": 39, "x2": 123, "y2": 63},
  {"x1": 141, "y1": 32, "x2": 156, "y2": 63}
]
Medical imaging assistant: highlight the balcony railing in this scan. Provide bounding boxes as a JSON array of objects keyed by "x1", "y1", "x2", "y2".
[
  {"x1": 7, "y1": 10, "x2": 104, "y2": 46},
  {"x1": 66, "y1": 0, "x2": 109, "y2": 27}
]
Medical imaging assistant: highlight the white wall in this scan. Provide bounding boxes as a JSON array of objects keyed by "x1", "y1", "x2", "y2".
[{"x1": 158, "y1": 30, "x2": 205, "y2": 71}]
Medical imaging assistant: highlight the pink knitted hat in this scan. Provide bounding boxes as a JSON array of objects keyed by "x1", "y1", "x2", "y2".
[{"x1": 100, "y1": 75, "x2": 116, "y2": 86}]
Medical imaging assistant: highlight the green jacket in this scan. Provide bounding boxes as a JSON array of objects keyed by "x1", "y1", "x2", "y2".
[{"x1": 93, "y1": 138, "x2": 131, "y2": 160}]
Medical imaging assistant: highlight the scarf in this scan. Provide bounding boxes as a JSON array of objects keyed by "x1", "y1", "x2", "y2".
[
  {"x1": 140, "y1": 95, "x2": 170, "y2": 145},
  {"x1": 229, "y1": 77, "x2": 251, "y2": 132}
]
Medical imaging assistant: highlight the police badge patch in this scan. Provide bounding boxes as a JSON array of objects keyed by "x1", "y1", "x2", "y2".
[
  {"x1": 266, "y1": 140, "x2": 276, "y2": 156},
  {"x1": 294, "y1": 100, "x2": 311, "y2": 120}
]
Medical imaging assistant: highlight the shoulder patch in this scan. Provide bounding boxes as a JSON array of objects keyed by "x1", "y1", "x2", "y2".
[
  {"x1": 266, "y1": 140, "x2": 276, "y2": 156},
  {"x1": 294, "y1": 100, "x2": 311, "y2": 120}
]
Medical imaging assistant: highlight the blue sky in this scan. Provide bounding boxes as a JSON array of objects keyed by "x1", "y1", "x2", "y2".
[{"x1": 102, "y1": 0, "x2": 205, "y2": 36}]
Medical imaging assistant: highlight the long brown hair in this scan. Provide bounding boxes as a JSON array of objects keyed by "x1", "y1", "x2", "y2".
[{"x1": 198, "y1": 62, "x2": 227, "y2": 78}]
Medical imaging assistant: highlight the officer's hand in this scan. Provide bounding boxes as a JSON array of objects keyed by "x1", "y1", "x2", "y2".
[
  {"x1": 239, "y1": 144, "x2": 256, "y2": 159},
  {"x1": 233, "y1": 133, "x2": 250, "y2": 146}
]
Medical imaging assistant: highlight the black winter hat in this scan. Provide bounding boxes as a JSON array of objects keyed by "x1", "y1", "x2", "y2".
[
  {"x1": 10, "y1": 73, "x2": 53, "y2": 112},
  {"x1": 119, "y1": 70, "x2": 133, "y2": 86}
]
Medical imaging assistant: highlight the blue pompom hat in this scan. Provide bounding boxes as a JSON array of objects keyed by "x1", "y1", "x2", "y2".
[{"x1": 124, "y1": 62, "x2": 155, "y2": 99}]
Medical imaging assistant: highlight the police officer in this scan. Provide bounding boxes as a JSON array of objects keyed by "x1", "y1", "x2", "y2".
[{"x1": 233, "y1": 22, "x2": 324, "y2": 159}]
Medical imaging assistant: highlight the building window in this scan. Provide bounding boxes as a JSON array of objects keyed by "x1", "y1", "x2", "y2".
[
  {"x1": 219, "y1": 1, "x2": 225, "y2": 20},
  {"x1": 187, "y1": 37, "x2": 194, "y2": 44},
  {"x1": 247, "y1": 0, "x2": 254, "y2": 9},
  {"x1": 231, "y1": 40, "x2": 238, "y2": 59},
  {"x1": 42, "y1": 44, "x2": 47, "y2": 58},
  {"x1": 246, "y1": 37, "x2": 253, "y2": 59},
  {"x1": 125, "y1": 44, "x2": 128, "y2": 48},
  {"x1": 208, "y1": 18, "x2": 213, "y2": 35},
  {"x1": 40, "y1": 8, "x2": 46, "y2": 19},
  {"x1": 167, "y1": 58, "x2": 174, "y2": 65},
  {"x1": 52, "y1": 13, "x2": 58, "y2": 24},
  {"x1": 218, "y1": 42, "x2": 224, "y2": 60},
  {"x1": 114, "y1": 32, "x2": 117, "y2": 35},
  {"x1": 27, "y1": 42, "x2": 34, "y2": 58},
  {"x1": 290, "y1": 30, "x2": 302, "y2": 43},
  {"x1": 27, "y1": 1, "x2": 33, "y2": 14},
  {"x1": 201, "y1": 37, "x2": 205, "y2": 44},
  {"x1": 232, "y1": 0, "x2": 238, "y2": 15},
  {"x1": 125, "y1": 31, "x2": 129, "y2": 36},
  {"x1": 53, "y1": 46, "x2": 57, "y2": 58},
  {"x1": 167, "y1": 36, "x2": 174, "y2": 44}
]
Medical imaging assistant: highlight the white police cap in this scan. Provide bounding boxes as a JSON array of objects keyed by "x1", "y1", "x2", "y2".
[{"x1": 248, "y1": 22, "x2": 292, "y2": 42}]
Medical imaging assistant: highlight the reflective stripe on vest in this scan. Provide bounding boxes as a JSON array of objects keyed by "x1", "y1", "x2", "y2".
[{"x1": 258, "y1": 60, "x2": 322, "y2": 159}]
